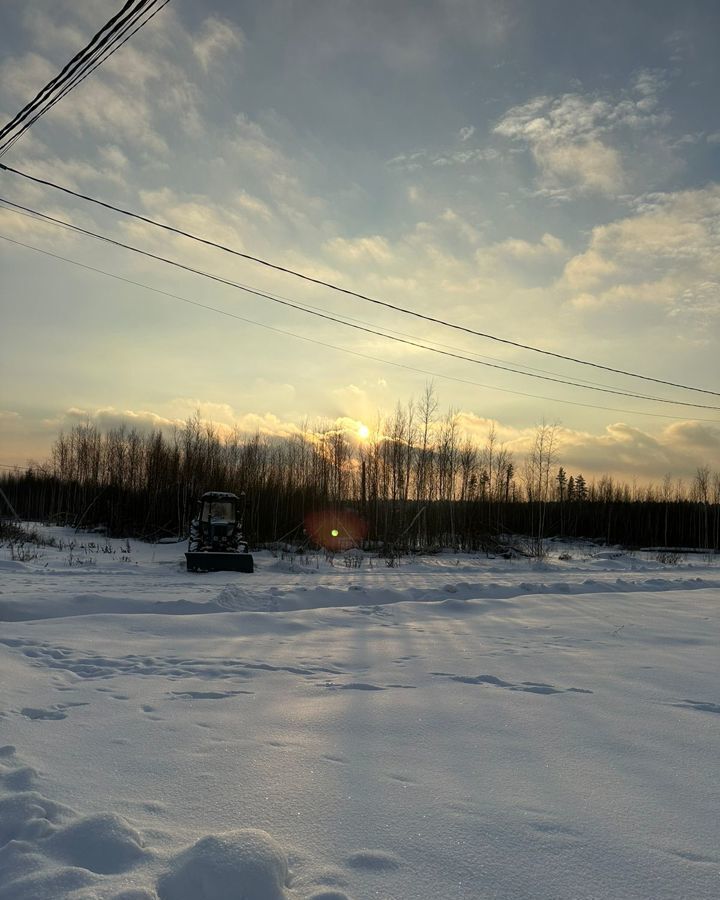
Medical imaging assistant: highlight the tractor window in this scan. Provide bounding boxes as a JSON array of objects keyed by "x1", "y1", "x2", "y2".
[{"x1": 202, "y1": 501, "x2": 235, "y2": 521}]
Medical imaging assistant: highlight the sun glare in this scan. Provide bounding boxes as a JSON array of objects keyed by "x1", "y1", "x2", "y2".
[{"x1": 357, "y1": 423, "x2": 370, "y2": 440}]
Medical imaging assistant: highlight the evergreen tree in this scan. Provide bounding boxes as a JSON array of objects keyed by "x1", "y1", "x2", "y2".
[
  {"x1": 575, "y1": 474, "x2": 587, "y2": 501},
  {"x1": 556, "y1": 467, "x2": 567, "y2": 502}
]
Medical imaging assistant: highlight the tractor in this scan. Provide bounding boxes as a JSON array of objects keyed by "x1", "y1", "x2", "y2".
[{"x1": 185, "y1": 491, "x2": 254, "y2": 573}]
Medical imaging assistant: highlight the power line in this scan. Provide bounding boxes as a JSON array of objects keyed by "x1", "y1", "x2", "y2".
[
  {"x1": 1, "y1": 2, "x2": 171, "y2": 160},
  {"x1": 0, "y1": 1, "x2": 161, "y2": 151},
  {"x1": 0, "y1": 202, "x2": 675, "y2": 396},
  {"x1": 1, "y1": 162, "x2": 717, "y2": 399},
  {"x1": 0, "y1": 200, "x2": 633, "y2": 397},
  {"x1": 0, "y1": 0, "x2": 145, "y2": 141},
  {"x1": 2, "y1": 227, "x2": 718, "y2": 424},
  {"x1": 0, "y1": 1, "x2": 169, "y2": 157},
  {"x1": 3, "y1": 199, "x2": 719, "y2": 413},
  {"x1": 0, "y1": 201, "x2": 715, "y2": 412},
  {"x1": 0, "y1": 196, "x2": 599, "y2": 392}
]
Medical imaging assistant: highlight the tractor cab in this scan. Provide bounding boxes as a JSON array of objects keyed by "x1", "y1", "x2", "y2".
[
  {"x1": 199, "y1": 495, "x2": 238, "y2": 538},
  {"x1": 186, "y1": 491, "x2": 254, "y2": 573}
]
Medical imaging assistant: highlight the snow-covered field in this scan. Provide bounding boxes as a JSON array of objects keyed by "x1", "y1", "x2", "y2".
[{"x1": 1, "y1": 528, "x2": 718, "y2": 899}]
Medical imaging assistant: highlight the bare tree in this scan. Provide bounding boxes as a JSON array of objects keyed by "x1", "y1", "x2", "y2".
[{"x1": 523, "y1": 422, "x2": 559, "y2": 557}]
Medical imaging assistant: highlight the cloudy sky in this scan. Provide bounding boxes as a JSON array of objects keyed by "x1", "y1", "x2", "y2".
[{"x1": 1, "y1": 0, "x2": 719, "y2": 483}]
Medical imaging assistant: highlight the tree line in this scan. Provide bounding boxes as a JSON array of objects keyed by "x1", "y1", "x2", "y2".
[{"x1": 1, "y1": 394, "x2": 718, "y2": 552}]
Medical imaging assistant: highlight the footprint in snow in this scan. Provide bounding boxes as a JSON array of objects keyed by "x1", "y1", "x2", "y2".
[
  {"x1": 434, "y1": 673, "x2": 593, "y2": 695},
  {"x1": 19, "y1": 706, "x2": 68, "y2": 720},
  {"x1": 527, "y1": 818, "x2": 581, "y2": 838},
  {"x1": 673, "y1": 699, "x2": 720, "y2": 714},
  {"x1": 169, "y1": 689, "x2": 254, "y2": 700},
  {"x1": 346, "y1": 849, "x2": 401, "y2": 871},
  {"x1": 320, "y1": 754, "x2": 348, "y2": 765},
  {"x1": 383, "y1": 772, "x2": 417, "y2": 785},
  {"x1": 321, "y1": 682, "x2": 386, "y2": 692},
  {"x1": 664, "y1": 847, "x2": 719, "y2": 864}
]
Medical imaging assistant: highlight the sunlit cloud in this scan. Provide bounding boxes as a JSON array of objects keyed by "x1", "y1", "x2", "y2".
[
  {"x1": 560, "y1": 185, "x2": 720, "y2": 327},
  {"x1": 324, "y1": 235, "x2": 392, "y2": 265}
]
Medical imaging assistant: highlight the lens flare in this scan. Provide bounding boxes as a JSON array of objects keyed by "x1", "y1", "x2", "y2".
[{"x1": 304, "y1": 509, "x2": 368, "y2": 550}]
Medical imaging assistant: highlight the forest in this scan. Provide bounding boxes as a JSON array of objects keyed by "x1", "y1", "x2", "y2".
[{"x1": 2, "y1": 393, "x2": 719, "y2": 555}]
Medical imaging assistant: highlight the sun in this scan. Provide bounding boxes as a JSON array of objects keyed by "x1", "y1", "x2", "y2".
[{"x1": 357, "y1": 423, "x2": 370, "y2": 440}]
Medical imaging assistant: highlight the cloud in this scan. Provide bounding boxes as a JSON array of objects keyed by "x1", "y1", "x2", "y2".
[
  {"x1": 0, "y1": 53, "x2": 169, "y2": 155},
  {"x1": 220, "y1": 113, "x2": 328, "y2": 233},
  {"x1": 0, "y1": 195, "x2": 99, "y2": 246},
  {"x1": 473, "y1": 232, "x2": 567, "y2": 280},
  {"x1": 98, "y1": 144, "x2": 128, "y2": 171},
  {"x1": 0, "y1": 51, "x2": 59, "y2": 114},
  {"x1": 491, "y1": 232, "x2": 566, "y2": 261},
  {"x1": 536, "y1": 139, "x2": 623, "y2": 194},
  {"x1": 328, "y1": 383, "x2": 379, "y2": 423},
  {"x1": 42, "y1": 404, "x2": 300, "y2": 442},
  {"x1": 21, "y1": 7, "x2": 85, "y2": 53},
  {"x1": 563, "y1": 250, "x2": 619, "y2": 291},
  {"x1": 554, "y1": 420, "x2": 720, "y2": 482},
  {"x1": 387, "y1": 146, "x2": 498, "y2": 172},
  {"x1": 136, "y1": 187, "x2": 254, "y2": 251},
  {"x1": 222, "y1": 412, "x2": 302, "y2": 438},
  {"x1": 44, "y1": 404, "x2": 388, "y2": 445},
  {"x1": 10, "y1": 153, "x2": 129, "y2": 192},
  {"x1": 663, "y1": 30, "x2": 693, "y2": 64},
  {"x1": 455, "y1": 414, "x2": 720, "y2": 482},
  {"x1": 233, "y1": 191, "x2": 273, "y2": 222},
  {"x1": 324, "y1": 235, "x2": 392, "y2": 265},
  {"x1": 494, "y1": 72, "x2": 670, "y2": 195},
  {"x1": 59, "y1": 406, "x2": 182, "y2": 432},
  {"x1": 193, "y1": 17, "x2": 245, "y2": 73},
  {"x1": 664, "y1": 420, "x2": 720, "y2": 451},
  {"x1": 561, "y1": 185, "x2": 720, "y2": 323},
  {"x1": 166, "y1": 399, "x2": 237, "y2": 425},
  {"x1": 458, "y1": 125, "x2": 475, "y2": 142},
  {"x1": 438, "y1": 208, "x2": 482, "y2": 245}
]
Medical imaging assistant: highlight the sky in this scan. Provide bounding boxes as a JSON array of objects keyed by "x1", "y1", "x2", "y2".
[{"x1": 0, "y1": 0, "x2": 719, "y2": 484}]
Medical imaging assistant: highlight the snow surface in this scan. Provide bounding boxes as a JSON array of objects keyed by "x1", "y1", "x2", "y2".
[{"x1": 0, "y1": 528, "x2": 719, "y2": 899}]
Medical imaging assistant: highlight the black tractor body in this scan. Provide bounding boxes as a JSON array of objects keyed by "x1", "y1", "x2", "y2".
[{"x1": 185, "y1": 491, "x2": 254, "y2": 573}]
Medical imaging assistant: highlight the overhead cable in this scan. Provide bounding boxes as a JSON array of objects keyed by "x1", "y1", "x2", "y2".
[
  {"x1": 0, "y1": 205, "x2": 661, "y2": 394},
  {"x1": 0, "y1": 0, "x2": 146, "y2": 141},
  {"x1": 1, "y1": 226, "x2": 718, "y2": 425},
  {"x1": 1, "y1": 162, "x2": 717, "y2": 398},
  {"x1": 0, "y1": 1, "x2": 169, "y2": 157},
  {"x1": 3, "y1": 199, "x2": 719, "y2": 411}
]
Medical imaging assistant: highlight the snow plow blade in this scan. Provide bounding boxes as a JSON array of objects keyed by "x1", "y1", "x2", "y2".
[{"x1": 185, "y1": 552, "x2": 254, "y2": 573}]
